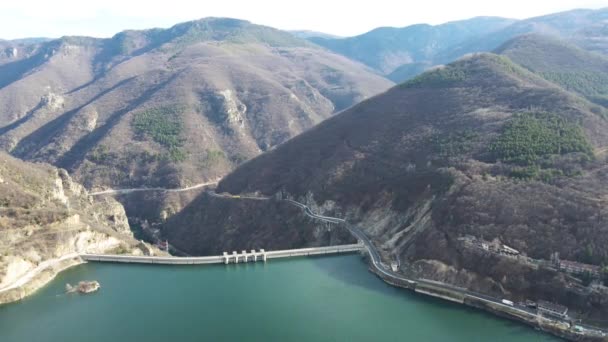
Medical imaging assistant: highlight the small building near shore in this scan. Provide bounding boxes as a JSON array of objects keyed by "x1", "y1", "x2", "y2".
[
  {"x1": 537, "y1": 300, "x2": 568, "y2": 319},
  {"x1": 156, "y1": 240, "x2": 169, "y2": 252},
  {"x1": 501, "y1": 244, "x2": 520, "y2": 256},
  {"x1": 559, "y1": 260, "x2": 601, "y2": 277}
]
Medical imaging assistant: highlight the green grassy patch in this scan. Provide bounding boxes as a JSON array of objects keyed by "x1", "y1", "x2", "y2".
[
  {"x1": 88, "y1": 145, "x2": 112, "y2": 163},
  {"x1": 201, "y1": 149, "x2": 225, "y2": 168},
  {"x1": 490, "y1": 112, "x2": 593, "y2": 165},
  {"x1": 132, "y1": 105, "x2": 187, "y2": 162},
  {"x1": 540, "y1": 71, "x2": 608, "y2": 106},
  {"x1": 490, "y1": 112, "x2": 593, "y2": 181},
  {"x1": 401, "y1": 66, "x2": 467, "y2": 88}
]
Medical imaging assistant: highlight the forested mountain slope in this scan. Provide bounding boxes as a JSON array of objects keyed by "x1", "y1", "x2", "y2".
[
  {"x1": 312, "y1": 8, "x2": 608, "y2": 83},
  {"x1": 497, "y1": 34, "x2": 608, "y2": 107},
  {"x1": 169, "y1": 53, "x2": 608, "y2": 320}
]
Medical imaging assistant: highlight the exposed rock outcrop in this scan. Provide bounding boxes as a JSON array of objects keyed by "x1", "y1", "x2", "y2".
[{"x1": 0, "y1": 152, "x2": 156, "y2": 305}]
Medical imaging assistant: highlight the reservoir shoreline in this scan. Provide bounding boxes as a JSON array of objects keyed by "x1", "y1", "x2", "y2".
[
  {"x1": 0, "y1": 244, "x2": 363, "y2": 306},
  {"x1": 0, "y1": 256, "x2": 84, "y2": 306},
  {"x1": 1, "y1": 250, "x2": 604, "y2": 341},
  {"x1": 370, "y1": 266, "x2": 606, "y2": 341},
  {"x1": 0, "y1": 255, "x2": 558, "y2": 342}
]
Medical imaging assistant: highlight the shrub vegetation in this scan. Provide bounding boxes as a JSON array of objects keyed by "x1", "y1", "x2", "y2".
[
  {"x1": 490, "y1": 112, "x2": 593, "y2": 181},
  {"x1": 132, "y1": 105, "x2": 186, "y2": 162},
  {"x1": 490, "y1": 112, "x2": 593, "y2": 165},
  {"x1": 401, "y1": 66, "x2": 466, "y2": 88}
]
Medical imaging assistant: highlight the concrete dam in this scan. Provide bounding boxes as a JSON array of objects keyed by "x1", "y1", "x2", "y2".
[{"x1": 81, "y1": 243, "x2": 365, "y2": 265}]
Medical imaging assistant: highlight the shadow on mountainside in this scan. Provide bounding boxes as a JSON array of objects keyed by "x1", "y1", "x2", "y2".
[
  {"x1": 56, "y1": 74, "x2": 179, "y2": 171},
  {"x1": 0, "y1": 102, "x2": 43, "y2": 135},
  {"x1": 0, "y1": 49, "x2": 48, "y2": 91},
  {"x1": 11, "y1": 77, "x2": 135, "y2": 159}
]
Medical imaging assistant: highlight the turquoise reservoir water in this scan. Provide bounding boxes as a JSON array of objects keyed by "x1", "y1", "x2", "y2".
[{"x1": 0, "y1": 255, "x2": 557, "y2": 342}]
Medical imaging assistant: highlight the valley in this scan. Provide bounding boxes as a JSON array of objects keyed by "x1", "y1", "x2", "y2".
[
  {"x1": 0, "y1": 18, "x2": 392, "y2": 225},
  {"x1": 2, "y1": 5, "x2": 608, "y2": 341}
]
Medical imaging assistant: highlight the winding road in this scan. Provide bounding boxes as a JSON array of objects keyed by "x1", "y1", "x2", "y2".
[
  {"x1": 281, "y1": 197, "x2": 595, "y2": 334},
  {"x1": 21, "y1": 184, "x2": 600, "y2": 336},
  {"x1": 207, "y1": 191, "x2": 271, "y2": 201},
  {"x1": 0, "y1": 179, "x2": 219, "y2": 295},
  {"x1": 284, "y1": 199, "x2": 415, "y2": 285},
  {"x1": 212, "y1": 194, "x2": 534, "y2": 307},
  {"x1": 3, "y1": 188, "x2": 604, "y2": 337},
  {"x1": 0, "y1": 253, "x2": 81, "y2": 294},
  {"x1": 89, "y1": 180, "x2": 220, "y2": 196}
]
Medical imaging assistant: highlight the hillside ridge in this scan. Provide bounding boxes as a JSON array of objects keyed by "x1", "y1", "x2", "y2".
[
  {"x1": 0, "y1": 16, "x2": 392, "y2": 223},
  {"x1": 167, "y1": 52, "x2": 608, "y2": 322}
]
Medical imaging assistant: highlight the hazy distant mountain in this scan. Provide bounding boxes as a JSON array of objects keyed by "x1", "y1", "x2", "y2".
[
  {"x1": 171, "y1": 52, "x2": 608, "y2": 320},
  {"x1": 0, "y1": 17, "x2": 391, "y2": 200},
  {"x1": 290, "y1": 30, "x2": 342, "y2": 39},
  {"x1": 437, "y1": 8, "x2": 608, "y2": 64},
  {"x1": 309, "y1": 16, "x2": 516, "y2": 78},
  {"x1": 311, "y1": 8, "x2": 608, "y2": 83},
  {"x1": 497, "y1": 34, "x2": 608, "y2": 106},
  {"x1": 7, "y1": 38, "x2": 52, "y2": 45}
]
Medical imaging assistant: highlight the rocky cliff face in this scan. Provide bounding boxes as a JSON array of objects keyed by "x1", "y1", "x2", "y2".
[{"x1": 0, "y1": 152, "x2": 152, "y2": 304}]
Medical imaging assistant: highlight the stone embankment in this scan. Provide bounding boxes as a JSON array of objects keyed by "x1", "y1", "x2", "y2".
[{"x1": 370, "y1": 267, "x2": 607, "y2": 341}]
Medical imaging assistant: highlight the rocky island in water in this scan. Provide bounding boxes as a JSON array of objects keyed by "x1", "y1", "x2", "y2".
[{"x1": 66, "y1": 281, "x2": 101, "y2": 294}]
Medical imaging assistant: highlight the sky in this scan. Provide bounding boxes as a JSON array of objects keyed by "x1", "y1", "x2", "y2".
[{"x1": 1, "y1": 0, "x2": 607, "y2": 39}]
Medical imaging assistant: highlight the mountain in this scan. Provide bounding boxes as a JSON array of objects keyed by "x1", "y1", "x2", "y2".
[
  {"x1": 0, "y1": 17, "x2": 392, "y2": 219},
  {"x1": 0, "y1": 152, "x2": 154, "y2": 304},
  {"x1": 437, "y1": 8, "x2": 608, "y2": 64},
  {"x1": 311, "y1": 8, "x2": 608, "y2": 83},
  {"x1": 497, "y1": 34, "x2": 608, "y2": 106},
  {"x1": 290, "y1": 30, "x2": 342, "y2": 39},
  {"x1": 167, "y1": 53, "x2": 608, "y2": 320},
  {"x1": 309, "y1": 17, "x2": 516, "y2": 78},
  {"x1": 577, "y1": 20, "x2": 608, "y2": 54}
]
